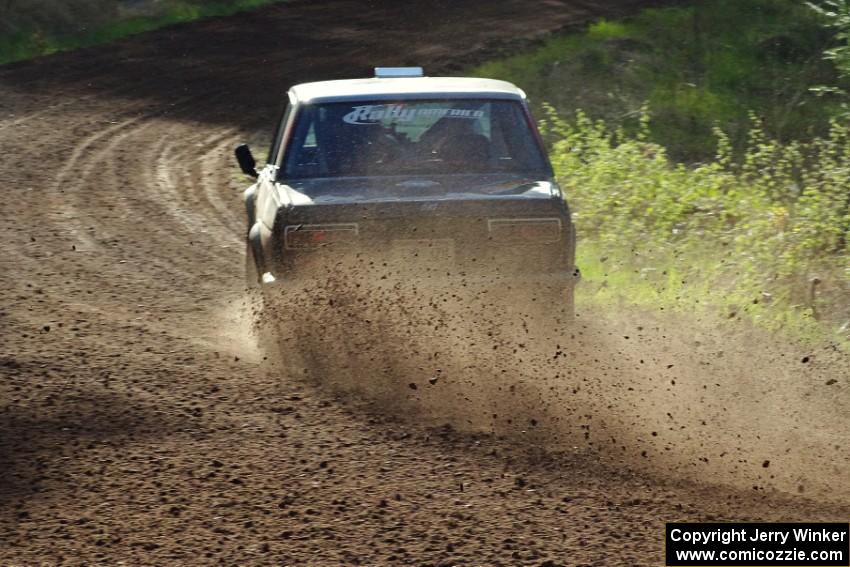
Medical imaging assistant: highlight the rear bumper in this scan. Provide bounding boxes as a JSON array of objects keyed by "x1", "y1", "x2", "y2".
[{"x1": 259, "y1": 266, "x2": 580, "y2": 289}]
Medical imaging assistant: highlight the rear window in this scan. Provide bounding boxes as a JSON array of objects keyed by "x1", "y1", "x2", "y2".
[{"x1": 282, "y1": 99, "x2": 549, "y2": 179}]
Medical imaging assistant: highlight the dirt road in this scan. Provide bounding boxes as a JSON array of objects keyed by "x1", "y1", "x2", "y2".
[{"x1": 1, "y1": 0, "x2": 848, "y2": 564}]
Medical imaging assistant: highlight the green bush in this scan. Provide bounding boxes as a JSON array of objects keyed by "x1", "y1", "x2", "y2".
[
  {"x1": 543, "y1": 106, "x2": 850, "y2": 338},
  {"x1": 469, "y1": 0, "x2": 850, "y2": 341}
]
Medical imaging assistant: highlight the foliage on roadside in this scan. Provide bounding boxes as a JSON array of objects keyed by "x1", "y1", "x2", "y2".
[
  {"x1": 542, "y1": 107, "x2": 850, "y2": 340},
  {"x1": 0, "y1": 0, "x2": 288, "y2": 65},
  {"x1": 808, "y1": 0, "x2": 850, "y2": 115},
  {"x1": 474, "y1": 0, "x2": 844, "y2": 161},
  {"x1": 468, "y1": 0, "x2": 850, "y2": 342}
]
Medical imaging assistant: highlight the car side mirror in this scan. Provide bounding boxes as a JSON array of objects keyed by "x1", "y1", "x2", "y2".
[{"x1": 235, "y1": 144, "x2": 258, "y2": 178}]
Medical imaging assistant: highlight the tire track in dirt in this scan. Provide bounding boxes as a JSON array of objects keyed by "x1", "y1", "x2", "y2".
[
  {"x1": 2, "y1": 1, "x2": 849, "y2": 564},
  {"x1": 44, "y1": 93, "x2": 238, "y2": 297}
]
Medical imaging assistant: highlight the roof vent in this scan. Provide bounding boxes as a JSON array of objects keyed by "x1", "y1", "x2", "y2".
[{"x1": 374, "y1": 67, "x2": 424, "y2": 78}]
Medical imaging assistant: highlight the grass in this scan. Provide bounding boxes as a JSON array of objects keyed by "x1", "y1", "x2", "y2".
[
  {"x1": 472, "y1": 0, "x2": 846, "y2": 161},
  {"x1": 0, "y1": 0, "x2": 289, "y2": 65},
  {"x1": 545, "y1": 107, "x2": 850, "y2": 347},
  {"x1": 574, "y1": 244, "x2": 845, "y2": 348}
]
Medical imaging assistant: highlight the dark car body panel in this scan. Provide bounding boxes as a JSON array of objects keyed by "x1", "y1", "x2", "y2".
[{"x1": 277, "y1": 200, "x2": 572, "y2": 278}]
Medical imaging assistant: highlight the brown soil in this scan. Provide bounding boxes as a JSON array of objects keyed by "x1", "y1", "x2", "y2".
[{"x1": 1, "y1": 0, "x2": 849, "y2": 565}]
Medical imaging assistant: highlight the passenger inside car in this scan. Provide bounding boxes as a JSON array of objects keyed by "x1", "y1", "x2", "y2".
[{"x1": 418, "y1": 117, "x2": 491, "y2": 170}]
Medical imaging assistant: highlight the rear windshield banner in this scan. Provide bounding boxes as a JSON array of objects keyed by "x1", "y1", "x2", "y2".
[{"x1": 343, "y1": 104, "x2": 484, "y2": 124}]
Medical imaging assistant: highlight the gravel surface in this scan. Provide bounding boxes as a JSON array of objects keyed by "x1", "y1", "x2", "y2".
[{"x1": 2, "y1": 0, "x2": 848, "y2": 564}]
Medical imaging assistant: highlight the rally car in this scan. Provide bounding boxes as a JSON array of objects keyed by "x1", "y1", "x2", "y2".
[{"x1": 236, "y1": 67, "x2": 579, "y2": 322}]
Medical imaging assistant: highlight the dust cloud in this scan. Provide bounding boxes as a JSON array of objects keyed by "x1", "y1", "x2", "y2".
[{"x1": 249, "y1": 259, "x2": 850, "y2": 503}]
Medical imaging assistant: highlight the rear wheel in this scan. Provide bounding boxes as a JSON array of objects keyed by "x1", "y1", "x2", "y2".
[
  {"x1": 245, "y1": 242, "x2": 267, "y2": 322},
  {"x1": 244, "y1": 245, "x2": 308, "y2": 379},
  {"x1": 245, "y1": 241, "x2": 261, "y2": 290},
  {"x1": 245, "y1": 241, "x2": 276, "y2": 358}
]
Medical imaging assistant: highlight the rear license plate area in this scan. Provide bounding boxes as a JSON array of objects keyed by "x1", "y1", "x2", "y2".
[{"x1": 390, "y1": 238, "x2": 455, "y2": 269}]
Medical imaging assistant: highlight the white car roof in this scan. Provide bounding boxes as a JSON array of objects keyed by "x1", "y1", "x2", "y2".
[{"x1": 289, "y1": 76, "x2": 527, "y2": 104}]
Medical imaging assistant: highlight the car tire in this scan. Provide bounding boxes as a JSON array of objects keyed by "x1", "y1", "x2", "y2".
[{"x1": 245, "y1": 241, "x2": 261, "y2": 290}]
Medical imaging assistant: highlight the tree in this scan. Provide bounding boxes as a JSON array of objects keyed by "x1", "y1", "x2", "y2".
[{"x1": 807, "y1": 0, "x2": 850, "y2": 103}]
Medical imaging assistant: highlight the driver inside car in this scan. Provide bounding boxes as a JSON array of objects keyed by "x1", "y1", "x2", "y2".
[{"x1": 418, "y1": 116, "x2": 491, "y2": 171}]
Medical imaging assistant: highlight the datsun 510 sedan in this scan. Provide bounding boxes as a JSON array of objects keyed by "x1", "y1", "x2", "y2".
[{"x1": 236, "y1": 67, "x2": 579, "y2": 326}]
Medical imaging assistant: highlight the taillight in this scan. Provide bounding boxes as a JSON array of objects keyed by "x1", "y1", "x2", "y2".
[
  {"x1": 487, "y1": 218, "x2": 562, "y2": 243},
  {"x1": 284, "y1": 223, "x2": 359, "y2": 249}
]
